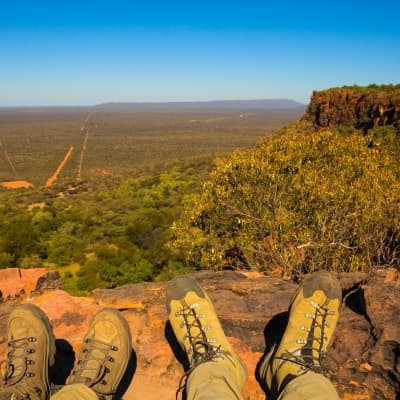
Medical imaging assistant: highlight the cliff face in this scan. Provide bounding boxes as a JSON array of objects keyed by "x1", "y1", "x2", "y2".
[
  {"x1": 0, "y1": 268, "x2": 399, "y2": 400},
  {"x1": 302, "y1": 85, "x2": 400, "y2": 131}
]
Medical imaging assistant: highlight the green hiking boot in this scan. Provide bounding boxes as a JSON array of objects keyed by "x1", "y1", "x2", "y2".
[
  {"x1": 166, "y1": 275, "x2": 247, "y2": 387},
  {"x1": 260, "y1": 271, "x2": 342, "y2": 398},
  {"x1": 0, "y1": 304, "x2": 55, "y2": 400},
  {"x1": 67, "y1": 308, "x2": 132, "y2": 400}
]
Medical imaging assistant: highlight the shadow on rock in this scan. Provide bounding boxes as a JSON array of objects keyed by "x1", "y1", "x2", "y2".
[
  {"x1": 343, "y1": 285, "x2": 367, "y2": 316},
  {"x1": 255, "y1": 311, "x2": 288, "y2": 397},
  {"x1": 165, "y1": 320, "x2": 189, "y2": 400},
  {"x1": 116, "y1": 348, "x2": 137, "y2": 399},
  {"x1": 51, "y1": 339, "x2": 75, "y2": 385},
  {"x1": 165, "y1": 320, "x2": 189, "y2": 371},
  {"x1": 49, "y1": 339, "x2": 137, "y2": 399}
]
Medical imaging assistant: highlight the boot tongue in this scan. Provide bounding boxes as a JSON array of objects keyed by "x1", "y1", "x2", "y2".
[
  {"x1": 78, "y1": 350, "x2": 106, "y2": 385},
  {"x1": 81, "y1": 321, "x2": 117, "y2": 383},
  {"x1": 8, "y1": 318, "x2": 30, "y2": 382}
]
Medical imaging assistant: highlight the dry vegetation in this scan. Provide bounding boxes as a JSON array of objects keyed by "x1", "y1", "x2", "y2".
[
  {"x1": 0, "y1": 108, "x2": 302, "y2": 186},
  {"x1": 0, "y1": 107, "x2": 302, "y2": 294},
  {"x1": 170, "y1": 122, "x2": 400, "y2": 275}
]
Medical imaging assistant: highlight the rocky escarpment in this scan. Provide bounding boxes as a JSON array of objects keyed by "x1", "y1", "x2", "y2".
[
  {"x1": 0, "y1": 268, "x2": 399, "y2": 399},
  {"x1": 302, "y1": 85, "x2": 400, "y2": 131}
]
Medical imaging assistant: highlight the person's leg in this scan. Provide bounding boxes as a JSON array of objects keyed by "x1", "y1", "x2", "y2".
[
  {"x1": 0, "y1": 304, "x2": 55, "y2": 400},
  {"x1": 58, "y1": 308, "x2": 132, "y2": 400},
  {"x1": 50, "y1": 383, "x2": 98, "y2": 400},
  {"x1": 276, "y1": 372, "x2": 339, "y2": 400},
  {"x1": 186, "y1": 362, "x2": 244, "y2": 400},
  {"x1": 260, "y1": 271, "x2": 341, "y2": 400},
  {"x1": 167, "y1": 275, "x2": 247, "y2": 400}
]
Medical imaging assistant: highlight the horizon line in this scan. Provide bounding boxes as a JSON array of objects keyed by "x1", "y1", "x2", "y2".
[{"x1": 0, "y1": 98, "x2": 307, "y2": 108}]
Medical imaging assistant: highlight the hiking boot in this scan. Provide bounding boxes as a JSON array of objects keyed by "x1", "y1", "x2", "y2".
[
  {"x1": 0, "y1": 304, "x2": 55, "y2": 400},
  {"x1": 260, "y1": 271, "x2": 342, "y2": 398},
  {"x1": 68, "y1": 308, "x2": 132, "y2": 400},
  {"x1": 166, "y1": 275, "x2": 247, "y2": 387}
]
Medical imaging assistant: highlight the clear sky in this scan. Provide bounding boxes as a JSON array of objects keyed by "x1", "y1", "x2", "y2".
[{"x1": 1, "y1": 0, "x2": 399, "y2": 106}]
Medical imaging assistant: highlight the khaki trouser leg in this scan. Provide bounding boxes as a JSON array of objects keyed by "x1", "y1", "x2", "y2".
[
  {"x1": 186, "y1": 362, "x2": 244, "y2": 400},
  {"x1": 277, "y1": 372, "x2": 340, "y2": 400},
  {"x1": 50, "y1": 383, "x2": 98, "y2": 400}
]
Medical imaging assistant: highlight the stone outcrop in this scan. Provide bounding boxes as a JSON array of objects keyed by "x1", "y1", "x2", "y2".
[
  {"x1": 0, "y1": 268, "x2": 61, "y2": 301},
  {"x1": 302, "y1": 85, "x2": 400, "y2": 131},
  {"x1": 0, "y1": 268, "x2": 399, "y2": 399}
]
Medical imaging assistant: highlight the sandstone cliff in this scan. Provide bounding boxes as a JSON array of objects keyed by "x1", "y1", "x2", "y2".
[
  {"x1": 0, "y1": 268, "x2": 399, "y2": 399},
  {"x1": 302, "y1": 85, "x2": 400, "y2": 131}
]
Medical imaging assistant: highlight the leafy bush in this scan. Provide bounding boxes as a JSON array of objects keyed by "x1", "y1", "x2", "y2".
[
  {"x1": 46, "y1": 234, "x2": 85, "y2": 266},
  {"x1": 0, "y1": 164, "x2": 206, "y2": 292},
  {"x1": 98, "y1": 255, "x2": 154, "y2": 286},
  {"x1": 369, "y1": 125, "x2": 400, "y2": 150},
  {"x1": 170, "y1": 126, "x2": 400, "y2": 275},
  {"x1": 0, "y1": 252, "x2": 13, "y2": 267}
]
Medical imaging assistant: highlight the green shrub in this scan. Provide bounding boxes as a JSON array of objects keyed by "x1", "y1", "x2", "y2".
[
  {"x1": 98, "y1": 255, "x2": 154, "y2": 286},
  {"x1": 155, "y1": 260, "x2": 192, "y2": 282},
  {"x1": 0, "y1": 252, "x2": 13, "y2": 268},
  {"x1": 369, "y1": 125, "x2": 399, "y2": 149},
  {"x1": 19, "y1": 254, "x2": 43, "y2": 268},
  {"x1": 170, "y1": 127, "x2": 400, "y2": 275},
  {"x1": 46, "y1": 234, "x2": 85, "y2": 266}
]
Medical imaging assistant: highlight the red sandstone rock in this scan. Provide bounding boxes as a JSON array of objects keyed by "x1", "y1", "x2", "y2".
[
  {"x1": 0, "y1": 268, "x2": 54, "y2": 300},
  {"x1": 302, "y1": 86, "x2": 400, "y2": 132}
]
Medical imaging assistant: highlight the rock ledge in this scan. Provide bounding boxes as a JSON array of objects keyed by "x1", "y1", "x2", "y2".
[{"x1": 0, "y1": 268, "x2": 398, "y2": 400}]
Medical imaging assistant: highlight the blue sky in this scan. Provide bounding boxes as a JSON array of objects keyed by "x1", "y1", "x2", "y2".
[{"x1": 1, "y1": 0, "x2": 399, "y2": 106}]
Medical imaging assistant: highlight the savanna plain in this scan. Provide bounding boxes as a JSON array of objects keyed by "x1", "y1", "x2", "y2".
[{"x1": 0, "y1": 107, "x2": 302, "y2": 294}]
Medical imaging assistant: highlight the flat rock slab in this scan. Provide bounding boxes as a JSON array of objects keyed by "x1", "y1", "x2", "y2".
[{"x1": 0, "y1": 269, "x2": 399, "y2": 399}]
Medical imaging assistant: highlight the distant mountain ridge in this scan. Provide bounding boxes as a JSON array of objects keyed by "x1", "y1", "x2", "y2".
[{"x1": 95, "y1": 99, "x2": 305, "y2": 111}]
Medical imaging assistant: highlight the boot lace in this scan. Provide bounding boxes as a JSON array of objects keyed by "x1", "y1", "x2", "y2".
[
  {"x1": 0, "y1": 337, "x2": 42, "y2": 400},
  {"x1": 277, "y1": 300, "x2": 335, "y2": 376},
  {"x1": 71, "y1": 337, "x2": 118, "y2": 400},
  {"x1": 175, "y1": 301, "x2": 234, "y2": 399}
]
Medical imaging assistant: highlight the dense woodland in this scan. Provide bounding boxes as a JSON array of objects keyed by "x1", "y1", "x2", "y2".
[{"x1": 0, "y1": 165, "x2": 206, "y2": 294}]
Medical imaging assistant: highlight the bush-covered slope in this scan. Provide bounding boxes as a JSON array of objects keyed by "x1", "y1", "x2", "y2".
[{"x1": 169, "y1": 122, "x2": 400, "y2": 275}]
